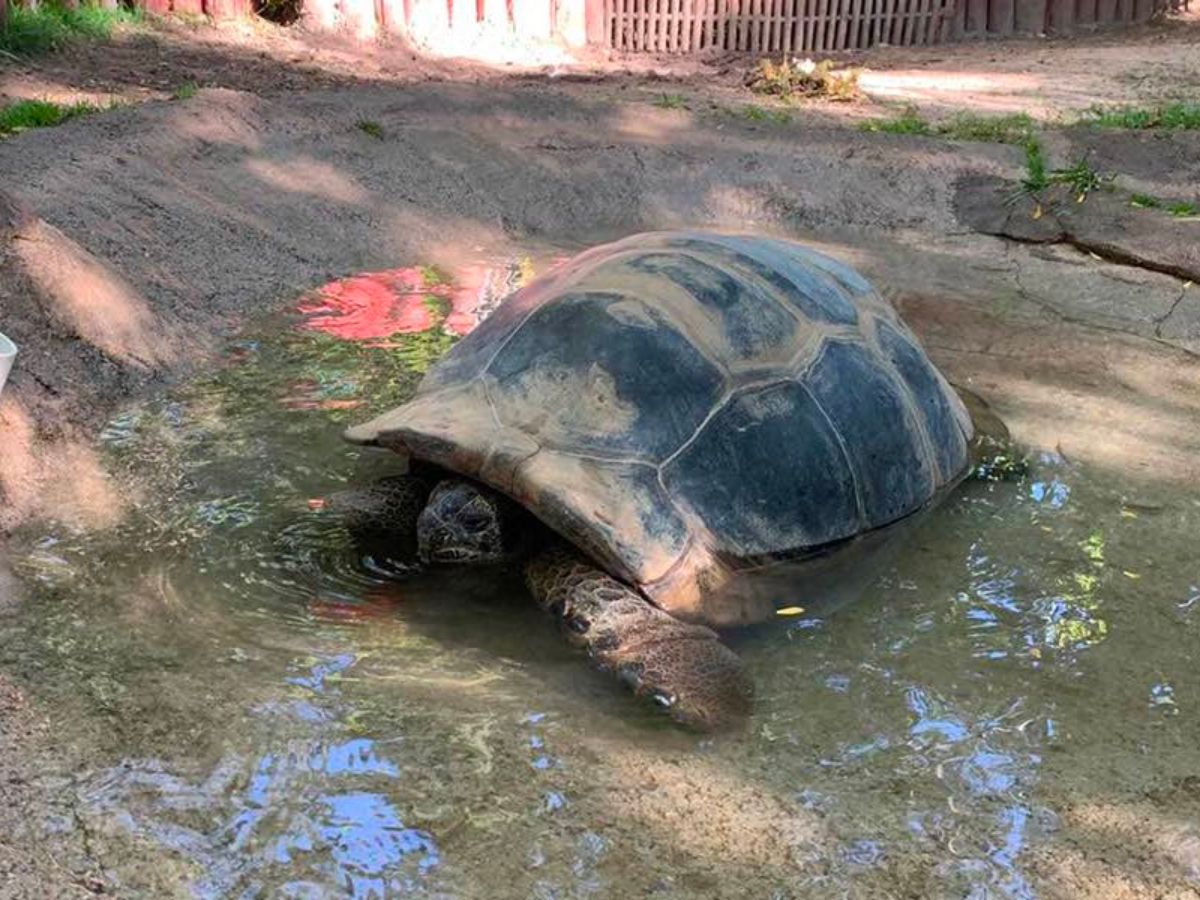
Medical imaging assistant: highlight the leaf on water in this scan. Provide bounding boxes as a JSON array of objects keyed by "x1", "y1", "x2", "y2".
[{"x1": 776, "y1": 606, "x2": 806, "y2": 616}]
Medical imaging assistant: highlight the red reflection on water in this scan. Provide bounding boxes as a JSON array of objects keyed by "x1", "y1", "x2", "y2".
[
  {"x1": 298, "y1": 268, "x2": 450, "y2": 341},
  {"x1": 309, "y1": 582, "x2": 408, "y2": 623},
  {"x1": 297, "y1": 263, "x2": 523, "y2": 344}
]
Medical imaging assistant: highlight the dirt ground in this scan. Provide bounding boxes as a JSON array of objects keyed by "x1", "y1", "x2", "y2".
[{"x1": 1, "y1": 11, "x2": 1199, "y2": 897}]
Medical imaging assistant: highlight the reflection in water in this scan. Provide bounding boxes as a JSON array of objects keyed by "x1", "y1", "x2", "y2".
[{"x1": 4, "y1": 252, "x2": 1199, "y2": 897}]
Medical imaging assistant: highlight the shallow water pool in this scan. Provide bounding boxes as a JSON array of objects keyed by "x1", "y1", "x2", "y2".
[{"x1": 4, "y1": 253, "x2": 1199, "y2": 898}]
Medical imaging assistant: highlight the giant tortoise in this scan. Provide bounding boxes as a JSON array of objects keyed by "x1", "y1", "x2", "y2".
[{"x1": 334, "y1": 232, "x2": 974, "y2": 730}]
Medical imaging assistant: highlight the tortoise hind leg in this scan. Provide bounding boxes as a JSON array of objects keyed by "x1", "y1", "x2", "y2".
[{"x1": 525, "y1": 548, "x2": 753, "y2": 732}]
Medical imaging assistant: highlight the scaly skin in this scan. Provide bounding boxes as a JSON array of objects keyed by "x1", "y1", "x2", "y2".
[
  {"x1": 327, "y1": 475, "x2": 753, "y2": 731},
  {"x1": 326, "y1": 475, "x2": 435, "y2": 540},
  {"x1": 525, "y1": 547, "x2": 753, "y2": 731}
]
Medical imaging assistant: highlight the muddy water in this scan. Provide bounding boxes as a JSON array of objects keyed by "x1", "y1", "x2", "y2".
[{"x1": 3, "y1": 256, "x2": 1200, "y2": 898}]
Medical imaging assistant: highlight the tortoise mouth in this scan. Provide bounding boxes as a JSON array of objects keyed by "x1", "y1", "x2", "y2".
[{"x1": 423, "y1": 544, "x2": 491, "y2": 565}]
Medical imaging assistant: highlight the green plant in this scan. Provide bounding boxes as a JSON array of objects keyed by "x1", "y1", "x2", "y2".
[
  {"x1": 1083, "y1": 102, "x2": 1200, "y2": 130},
  {"x1": 172, "y1": 82, "x2": 198, "y2": 101},
  {"x1": 748, "y1": 57, "x2": 862, "y2": 102},
  {"x1": 860, "y1": 108, "x2": 1034, "y2": 144},
  {"x1": 1051, "y1": 158, "x2": 1107, "y2": 200},
  {"x1": 938, "y1": 112, "x2": 1035, "y2": 144},
  {"x1": 1129, "y1": 193, "x2": 1197, "y2": 217},
  {"x1": 1010, "y1": 141, "x2": 1112, "y2": 208},
  {"x1": 742, "y1": 104, "x2": 791, "y2": 124},
  {"x1": 859, "y1": 106, "x2": 931, "y2": 135},
  {"x1": 0, "y1": 99, "x2": 100, "y2": 137},
  {"x1": 653, "y1": 93, "x2": 688, "y2": 110},
  {"x1": 1021, "y1": 137, "x2": 1048, "y2": 193},
  {"x1": 0, "y1": 2, "x2": 141, "y2": 55},
  {"x1": 355, "y1": 119, "x2": 384, "y2": 139}
]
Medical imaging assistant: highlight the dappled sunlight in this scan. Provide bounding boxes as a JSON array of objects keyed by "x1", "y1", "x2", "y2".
[
  {"x1": 860, "y1": 69, "x2": 1049, "y2": 116},
  {"x1": 1067, "y1": 800, "x2": 1200, "y2": 877},
  {"x1": 582, "y1": 735, "x2": 828, "y2": 871},
  {"x1": 610, "y1": 103, "x2": 703, "y2": 144},
  {"x1": 12, "y1": 215, "x2": 177, "y2": 370},
  {"x1": 0, "y1": 76, "x2": 121, "y2": 107},
  {"x1": 0, "y1": 396, "x2": 125, "y2": 532},
  {"x1": 245, "y1": 157, "x2": 370, "y2": 205},
  {"x1": 1028, "y1": 796, "x2": 1200, "y2": 895},
  {"x1": 166, "y1": 88, "x2": 269, "y2": 151}
]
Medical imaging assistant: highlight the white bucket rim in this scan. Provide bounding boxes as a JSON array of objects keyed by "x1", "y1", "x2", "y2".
[{"x1": 0, "y1": 332, "x2": 15, "y2": 359}]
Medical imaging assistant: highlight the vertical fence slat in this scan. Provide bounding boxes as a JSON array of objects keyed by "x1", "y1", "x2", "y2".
[
  {"x1": 834, "y1": 0, "x2": 849, "y2": 46},
  {"x1": 990, "y1": 0, "x2": 1014, "y2": 33},
  {"x1": 917, "y1": 0, "x2": 932, "y2": 42},
  {"x1": 1052, "y1": 0, "x2": 1076, "y2": 31},
  {"x1": 1014, "y1": 0, "x2": 1045, "y2": 31},
  {"x1": 879, "y1": 0, "x2": 895, "y2": 43},
  {"x1": 900, "y1": 0, "x2": 914, "y2": 42}
]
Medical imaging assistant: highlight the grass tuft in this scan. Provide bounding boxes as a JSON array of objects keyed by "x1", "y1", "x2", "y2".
[
  {"x1": 652, "y1": 93, "x2": 688, "y2": 110},
  {"x1": 860, "y1": 107, "x2": 1034, "y2": 143},
  {"x1": 0, "y1": 2, "x2": 141, "y2": 55},
  {"x1": 742, "y1": 104, "x2": 791, "y2": 124},
  {"x1": 355, "y1": 119, "x2": 384, "y2": 139},
  {"x1": 0, "y1": 98, "x2": 100, "y2": 137},
  {"x1": 859, "y1": 105, "x2": 931, "y2": 135},
  {"x1": 1131, "y1": 193, "x2": 1199, "y2": 217},
  {"x1": 172, "y1": 82, "x2": 199, "y2": 101},
  {"x1": 1083, "y1": 102, "x2": 1200, "y2": 130},
  {"x1": 1011, "y1": 139, "x2": 1112, "y2": 207},
  {"x1": 1021, "y1": 137, "x2": 1049, "y2": 192},
  {"x1": 939, "y1": 112, "x2": 1035, "y2": 144}
]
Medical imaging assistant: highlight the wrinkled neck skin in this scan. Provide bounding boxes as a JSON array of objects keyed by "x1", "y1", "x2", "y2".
[{"x1": 416, "y1": 478, "x2": 543, "y2": 566}]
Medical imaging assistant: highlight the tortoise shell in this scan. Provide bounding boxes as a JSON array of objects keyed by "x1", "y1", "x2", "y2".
[{"x1": 346, "y1": 232, "x2": 973, "y2": 625}]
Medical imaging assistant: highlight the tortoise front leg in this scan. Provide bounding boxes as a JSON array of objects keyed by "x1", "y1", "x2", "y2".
[{"x1": 525, "y1": 548, "x2": 753, "y2": 732}]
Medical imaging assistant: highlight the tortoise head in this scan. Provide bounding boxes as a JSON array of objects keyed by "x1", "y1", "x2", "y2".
[{"x1": 417, "y1": 479, "x2": 530, "y2": 565}]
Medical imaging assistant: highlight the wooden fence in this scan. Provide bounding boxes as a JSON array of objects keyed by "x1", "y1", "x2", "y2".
[
  {"x1": 120, "y1": 0, "x2": 1181, "y2": 49},
  {"x1": 593, "y1": 0, "x2": 1174, "y2": 50}
]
